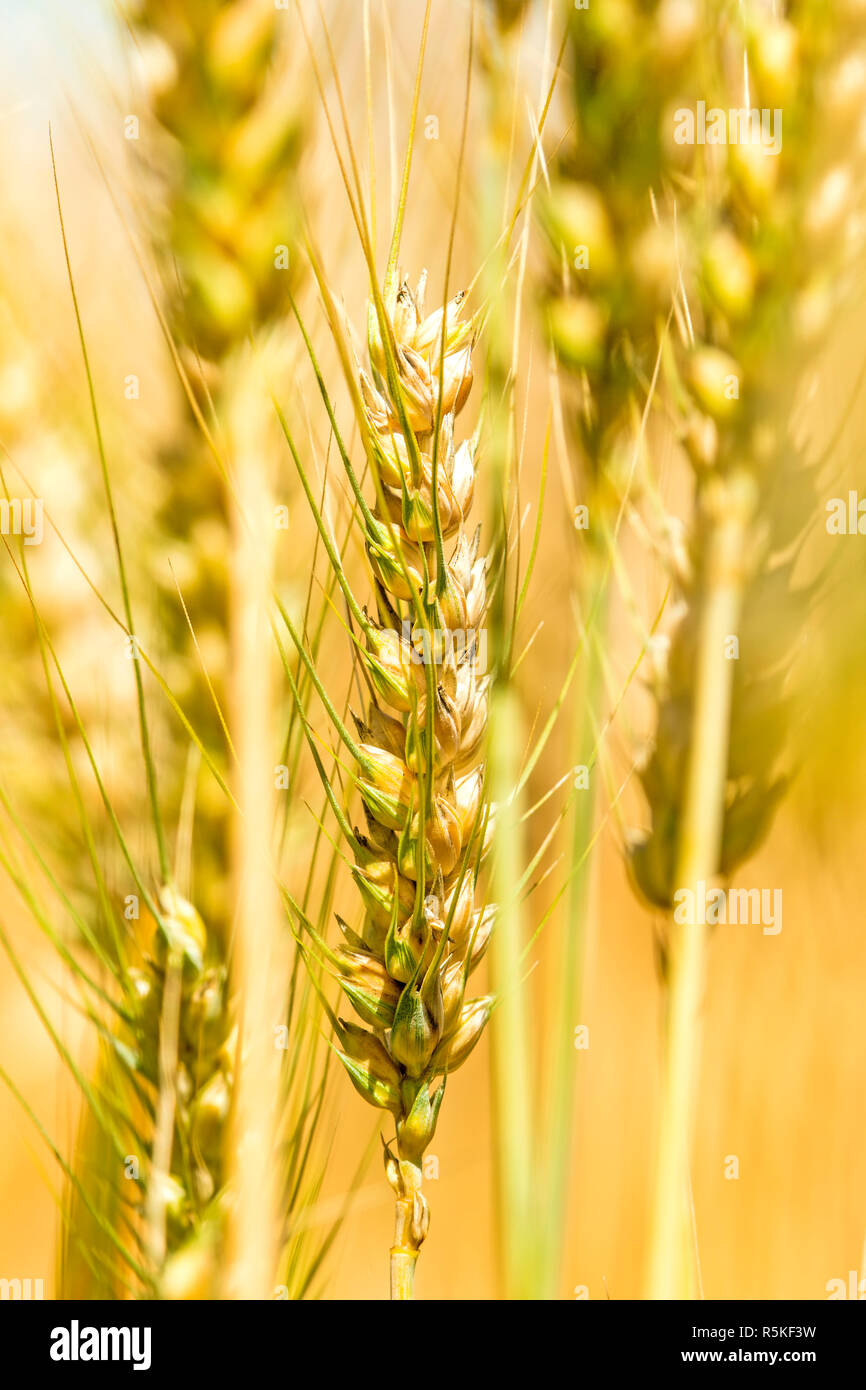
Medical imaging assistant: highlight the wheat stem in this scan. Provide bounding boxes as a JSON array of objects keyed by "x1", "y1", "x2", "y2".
[
  {"x1": 489, "y1": 684, "x2": 534, "y2": 1297},
  {"x1": 646, "y1": 483, "x2": 751, "y2": 1299},
  {"x1": 390, "y1": 1169, "x2": 423, "y2": 1300},
  {"x1": 541, "y1": 561, "x2": 608, "y2": 1296},
  {"x1": 223, "y1": 378, "x2": 287, "y2": 1300},
  {"x1": 480, "y1": 0, "x2": 537, "y2": 1299}
]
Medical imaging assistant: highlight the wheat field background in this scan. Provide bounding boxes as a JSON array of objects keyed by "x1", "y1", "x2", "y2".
[{"x1": 1, "y1": 0, "x2": 865, "y2": 1301}]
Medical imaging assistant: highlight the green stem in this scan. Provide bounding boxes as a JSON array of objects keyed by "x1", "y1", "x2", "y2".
[
  {"x1": 489, "y1": 684, "x2": 535, "y2": 1298},
  {"x1": 646, "y1": 476, "x2": 753, "y2": 1299},
  {"x1": 389, "y1": 1161, "x2": 424, "y2": 1300},
  {"x1": 481, "y1": 8, "x2": 536, "y2": 1300},
  {"x1": 390, "y1": 1200, "x2": 419, "y2": 1301},
  {"x1": 540, "y1": 561, "x2": 608, "y2": 1298}
]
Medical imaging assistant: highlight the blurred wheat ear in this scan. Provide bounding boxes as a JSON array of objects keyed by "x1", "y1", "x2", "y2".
[
  {"x1": 477, "y1": 0, "x2": 635, "y2": 1300},
  {"x1": 126, "y1": 0, "x2": 310, "y2": 935},
  {"x1": 538, "y1": 0, "x2": 703, "y2": 1297},
  {"x1": 123, "y1": 0, "x2": 341, "y2": 1298},
  {"x1": 530, "y1": 0, "x2": 866, "y2": 1300},
  {"x1": 551, "y1": 0, "x2": 866, "y2": 1298},
  {"x1": 0, "y1": 0, "x2": 360, "y2": 1302}
]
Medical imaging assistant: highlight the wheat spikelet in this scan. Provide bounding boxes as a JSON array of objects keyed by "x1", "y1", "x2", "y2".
[
  {"x1": 128, "y1": 887, "x2": 234, "y2": 1285},
  {"x1": 329, "y1": 272, "x2": 493, "y2": 1299},
  {"x1": 56, "y1": 879, "x2": 232, "y2": 1299}
]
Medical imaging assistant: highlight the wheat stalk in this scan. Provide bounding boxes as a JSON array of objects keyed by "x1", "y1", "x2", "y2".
[
  {"x1": 477, "y1": 0, "x2": 540, "y2": 1298},
  {"x1": 617, "y1": 0, "x2": 866, "y2": 1297},
  {"x1": 300, "y1": 269, "x2": 494, "y2": 1300},
  {"x1": 538, "y1": 0, "x2": 687, "y2": 1296},
  {"x1": 222, "y1": 380, "x2": 288, "y2": 1299},
  {"x1": 543, "y1": 0, "x2": 866, "y2": 1297},
  {"x1": 48, "y1": 1, "x2": 337, "y2": 1300},
  {"x1": 124, "y1": 0, "x2": 313, "y2": 1295}
]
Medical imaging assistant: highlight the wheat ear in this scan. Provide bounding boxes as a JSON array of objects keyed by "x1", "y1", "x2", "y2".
[
  {"x1": 538, "y1": 0, "x2": 696, "y2": 1294},
  {"x1": 544, "y1": 0, "x2": 866, "y2": 1296},
  {"x1": 54, "y1": 0, "x2": 317, "y2": 1297},
  {"x1": 622, "y1": 0, "x2": 866, "y2": 1296},
  {"x1": 127, "y1": 0, "x2": 307, "y2": 1290},
  {"x1": 321, "y1": 271, "x2": 493, "y2": 1300},
  {"x1": 131, "y1": 0, "x2": 307, "y2": 935}
]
